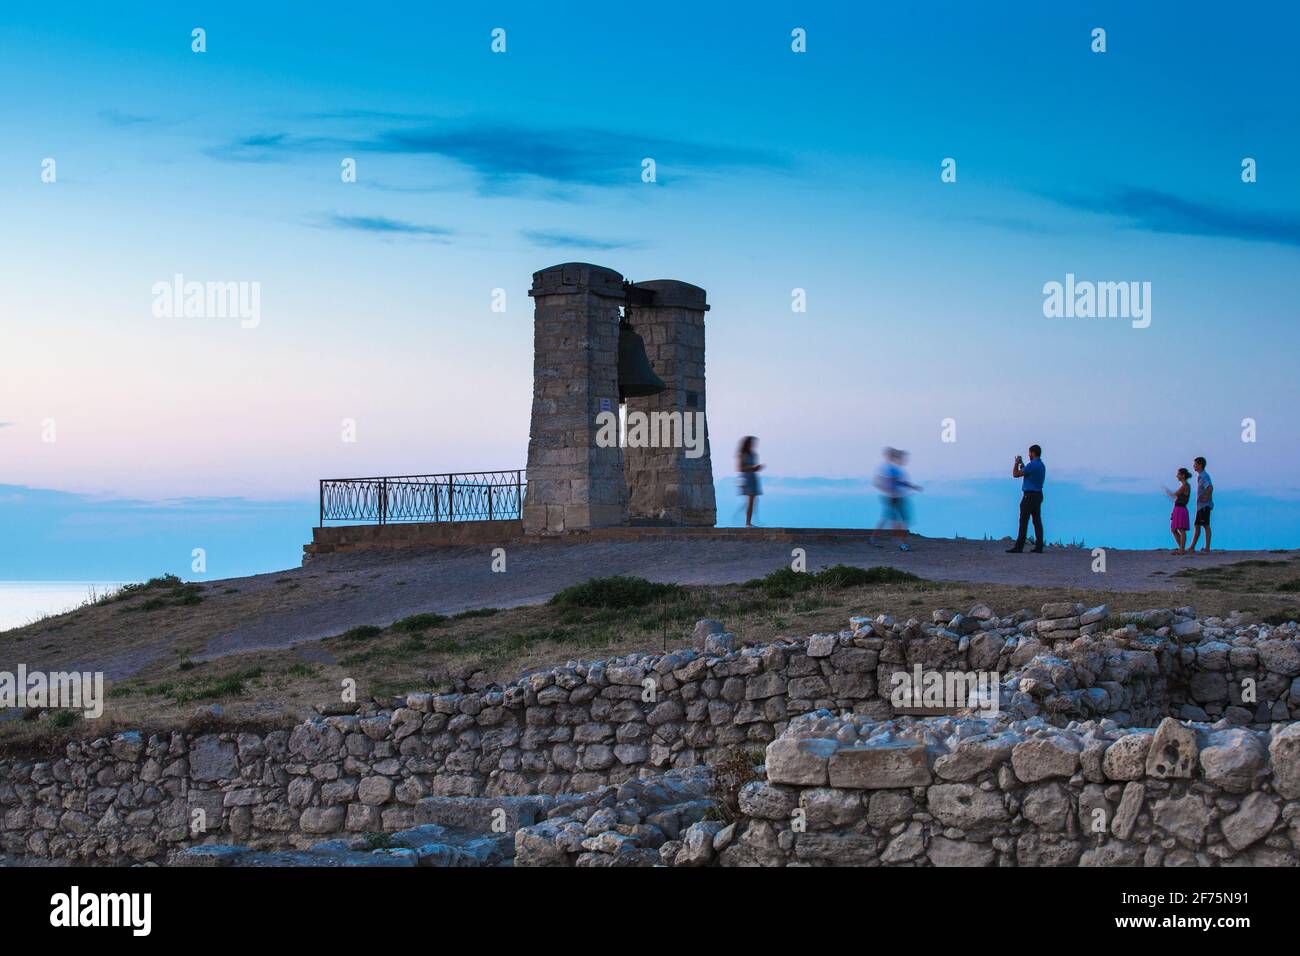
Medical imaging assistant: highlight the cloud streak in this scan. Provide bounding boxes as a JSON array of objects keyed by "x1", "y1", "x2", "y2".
[
  {"x1": 1051, "y1": 187, "x2": 1300, "y2": 247},
  {"x1": 206, "y1": 119, "x2": 788, "y2": 193},
  {"x1": 322, "y1": 214, "x2": 454, "y2": 238},
  {"x1": 98, "y1": 108, "x2": 155, "y2": 128},
  {"x1": 520, "y1": 229, "x2": 645, "y2": 251}
]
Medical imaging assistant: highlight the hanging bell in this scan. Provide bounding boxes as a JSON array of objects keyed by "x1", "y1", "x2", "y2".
[{"x1": 617, "y1": 320, "x2": 667, "y2": 401}]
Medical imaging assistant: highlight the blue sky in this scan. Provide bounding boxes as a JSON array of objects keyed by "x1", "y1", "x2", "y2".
[{"x1": 2, "y1": 1, "x2": 1299, "y2": 578}]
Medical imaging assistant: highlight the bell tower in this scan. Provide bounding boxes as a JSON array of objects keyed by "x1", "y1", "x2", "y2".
[{"x1": 523, "y1": 262, "x2": 715, "y2": 534}]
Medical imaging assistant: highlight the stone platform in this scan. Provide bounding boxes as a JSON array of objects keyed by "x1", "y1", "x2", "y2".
[{"x1": 304, "y1": 523, "x2": 883, "y2": 559}]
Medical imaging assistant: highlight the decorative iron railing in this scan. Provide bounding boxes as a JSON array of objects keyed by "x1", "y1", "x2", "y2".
[{"x1": 319, "y1": 471, "x2": 526, "y2": 526}]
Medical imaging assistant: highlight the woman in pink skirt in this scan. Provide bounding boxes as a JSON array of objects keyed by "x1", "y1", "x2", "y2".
[{"x1": 1167, "y1": 467, "x2": 1192, "y2": 553}]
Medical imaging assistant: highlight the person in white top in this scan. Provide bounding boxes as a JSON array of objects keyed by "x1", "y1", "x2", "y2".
[{"x1": 870, "y1": 448, "x2": 922, "y2": 551}]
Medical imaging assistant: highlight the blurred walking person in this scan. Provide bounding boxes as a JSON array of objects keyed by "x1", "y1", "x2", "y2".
[
  {"x1": 736, "y1": 436, "x2": 764, "y2": 528},
  {"x1": 871, "y1": 448, "x2": 922, "y2": 551}
]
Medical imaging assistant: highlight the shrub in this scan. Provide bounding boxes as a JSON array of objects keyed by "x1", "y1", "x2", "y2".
[
  {"x1": 338, "y1": 625, "x2": 383, "y2": 642},
  {"x1": 549, "y1": 576, "x2": 682, "y2": 610},
  {"x1": 394, "y1": 613, "x2": 449, "y2": 631},
  {"x1": 118, "y1": 576, "x2": 204, "y2": 612},
  {"x1": 743, "y1": 564, "x2": 920, "y2": 598},
  {"x1": 821, "y1": 564, "x2": 919, "y2": 587},
  {"x1": 453, "y1": 607, "x2": 501, "y2": 621},
  {"x1": 46, "y1": 710, "x2": 81, "y2": 730}
]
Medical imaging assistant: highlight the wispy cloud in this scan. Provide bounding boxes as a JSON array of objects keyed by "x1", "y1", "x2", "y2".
[
  {"x1": 1049, "y1": 187, "x2": 1300, "y2": 247},
  {"x1": 521, "y1": 229, "x2": 645, "y2": 251},
  {"x1": 98, "y1": 108, "x2": 155, "y2": 128},
  {"x1": 322, "y1": 214, "x2": 454, "y2": 239},
  {"x1": 205, "y1": 132, "x2": 314, "y2": 164},
  {"x1": 206, "y1": 119, "x2": 788, "y2": 193},
  {"x1": 961, "y1": 214, "x2": 1066, "y2": 236},
  {"x1": 293, "y1": 109, "x2": 432, "y2": 123}
]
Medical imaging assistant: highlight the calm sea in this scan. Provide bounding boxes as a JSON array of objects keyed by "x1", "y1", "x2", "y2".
[{"x1": 0, "y1": 582, "x2": 125, "y2": 632}]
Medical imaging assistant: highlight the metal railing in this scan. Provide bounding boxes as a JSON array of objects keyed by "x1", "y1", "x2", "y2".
[{"x1": 319, "y1": 470, "x2": 525, "y2": 526}]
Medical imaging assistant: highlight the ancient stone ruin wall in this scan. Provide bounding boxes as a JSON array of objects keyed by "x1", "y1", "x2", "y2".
[
  {"x1": 4, "y1": 603, "x2": 1300, "y2": 864},
  {"x1": 706, "y1": 712, "x2": 1300, "y2": 867}
]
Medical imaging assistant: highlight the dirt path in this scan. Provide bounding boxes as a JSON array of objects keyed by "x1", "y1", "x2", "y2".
[{"x1": 7, "y1": 536, "x2": 1291, "y2": 683}]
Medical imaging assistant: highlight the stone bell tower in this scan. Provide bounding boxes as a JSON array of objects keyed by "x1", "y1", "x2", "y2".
[
  {"x1": 523, "y1": 262, "x2": 715, "y2": 534},
  {"x1": 623, "y1": 280, "x2": 716, "y2": 526}
]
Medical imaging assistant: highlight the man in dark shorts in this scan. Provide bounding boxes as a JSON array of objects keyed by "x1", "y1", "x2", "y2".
[
  {"x1": 870, "y1": 448, "x2": 922, "y2": 551},
  {"x1": 1007, "y1": 444, "x2": 1045, "y2": 553},
  {"x1": 1190, "y1": 456, "x2": 1213, "y2": 553}
]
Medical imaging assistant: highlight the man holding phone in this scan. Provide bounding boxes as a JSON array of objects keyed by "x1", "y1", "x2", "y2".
[{"x1": 1007, "y1": 444, "x2": 1046, "y2": 553}]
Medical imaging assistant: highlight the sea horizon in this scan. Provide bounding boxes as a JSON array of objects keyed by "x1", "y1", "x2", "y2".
[
  {"x1": 0, "y1": 581, "x2": 126, "y2": 632},
  {"x1": 5, "y1": 472, "x2": 1299, "y2": 629}
]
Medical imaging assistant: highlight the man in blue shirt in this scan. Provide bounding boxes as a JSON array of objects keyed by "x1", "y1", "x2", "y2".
[
  {"x1": 1007, "y1": 444, "x2": 1046, "y2": 553},
  {"x1": 1190, "y1": 456, "x2": 1213, "y2": 553}
]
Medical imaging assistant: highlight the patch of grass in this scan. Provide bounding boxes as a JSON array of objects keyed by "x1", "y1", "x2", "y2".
[
  {"x1": 550, "y1": 576, "x2": 683, "y2": 610},
  {"x1": 338, "y1": 625, "x2": 384, "y2": 642},
  {"x1": 368, "y1": 677, "x2": 416, "y2": 701},
  {"x1": 116, "y1": 576, "x2": 205, "y2": 612},
  {"x1": 743, "y1": 564, "x2": 921, "y2": 599},
  {"x1": 132, "y1": 666, "x2": 265, "y2": 704},
  {"x1": 340, "y1": 633, "x2": 456, "y2": 667},
  {"x1": 109, "y1": 574, "x2": 182, "y2": 600},
  {"x1": 394, "y1": 612, "x2": 449, "y2": 632},
  {"x1": 826, "y1": 564, "x2": 921, "y2": 587},
  {"x1": 46, "y1": 710, "x2": 81, "y2": 730},
  {"x1": 174, "y1": 668, "x2": 264, "y2": 703},
  {"x1": 453, "y1": 607, "x2": 501, "y2": 621},
  {"x1": 1174, "y1": 558, "x2": 1298, "y2": 593}
]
